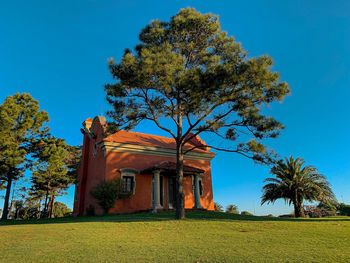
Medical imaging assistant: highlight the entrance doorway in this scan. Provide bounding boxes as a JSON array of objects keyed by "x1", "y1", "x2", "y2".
[{"x1": 167, "y1": 177, "x2": 176, "y2": 209}]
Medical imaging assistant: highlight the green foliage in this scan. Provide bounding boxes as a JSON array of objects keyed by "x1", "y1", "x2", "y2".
[
  {"x1": 105, "y1": 8, "x2": 290, "y2": 165},
  {"x1": 12, "y1": 198, "x2": 39, "y2": 220},
  {"x1": 226, "y1": 204, "x2": 239, "y2": 214},
  {"x1": 318, "y1": 200, "x2": 338, "y2": 212},
  {"x1": 0, "y1": 93, "x2": 49, "y2": 220},
  {"x1": 278, "y1": 214, "x2": 294, "y2": 218},
  {"x1": 241, "y1": 211, "x2": 254, "y2": 216},
  {"x1": 32, "y1": 137, "x2": 70, "y2": 189},
  {"x1": 22, "y1": 205, "x2": 40, "y2": 219},
  {"x1": 214, "y1": 202, "x2": 223, "y2": 212},
  {"x1": 30, "y1": 136, "x2": 78, "y2": 218},
  {"x1": 0, "y1": 93, "x2": 49, "y2": 179},
  {"x1": 261, "y1": 156, "x2": 336, "y2": 218},
  {"x1": 90, "y1": 179, "x2": 123, "y2": 214},
  {"x1": 338, "y1": 203, "x2": 350, "y2": 216},
  {"x1": 54, "y1": 202, "x2": 72, "y2": 218},
  {"x1": 6, "y1": 198, "x2": 72, "y2": 219}
]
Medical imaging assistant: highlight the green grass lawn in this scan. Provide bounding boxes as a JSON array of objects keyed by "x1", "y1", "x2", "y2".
[{"x1": 0, "y1": 212, "x2": 350, "y2": 263}]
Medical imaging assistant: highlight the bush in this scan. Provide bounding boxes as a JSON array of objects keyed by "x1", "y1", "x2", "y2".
[
  {"x1": 338, "y1": 203, "x2": 350, "y2": 216},
  {"x1": 226, "y1": 204, "x2": 239, "y2": 214},
  {"x1": 54, "y1": 202, "x2": 72, "y2": 217},
  {"x1": 241, "y1": 211, "x2": 253, "y2": 216},
  {"x1": 278, "y1": 214, "x2": 294, "y2": 218},
  {"x1": 304, "y1": 205, "x2": 336, "y2": 218},
  {"x1": 90, "y1": 178, "x2": 122, "y2": 214}
]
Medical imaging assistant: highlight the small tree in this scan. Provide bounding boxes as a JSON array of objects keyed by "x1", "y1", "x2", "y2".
[
  {"x1": 241, "y1": 211, "x2": 253, "y2": 216},
  {"x1": 54, "y1": 202, "x2": 72, "y2": 217},
  {"x1": 21, "y1": 198, "x2": 41, "y2": 219},
  {"x1": 261, "y1": 156, "x2": 336, "y2": 218},
  {"x1": 90, "y1": 179, "x2": 123, "y2": 214},
  {"x1": 214, "y1": 202, "x2": 223, "y2": 212},
  {"x1": 226, "y1": 204, "x2": 239, "y2": 214},
  {"x1": 105, "y1": 8, "x2": 290, "y2": 219},
  {"x1": 30, "y1": 136, "x2": 79, "y2": 218}
]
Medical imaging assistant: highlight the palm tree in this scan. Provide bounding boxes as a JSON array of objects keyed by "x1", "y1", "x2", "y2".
[
  {"x1": 261, "y1": 156, "x2": 335, "y2": 218},
  {"x1": 214, "y1": 202, "x2": 223, "y2": 212},
  {"x1": 226, "y1": 204, "x2": 239, "y2": 214}
]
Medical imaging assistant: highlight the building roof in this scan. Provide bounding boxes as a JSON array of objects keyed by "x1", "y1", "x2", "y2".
[
  {"x1": 141, "y1": 161, "x2": 205, "y2": 174},
  {"x1": 104, "y1": 130, "x2": 214, "y2": 154}
]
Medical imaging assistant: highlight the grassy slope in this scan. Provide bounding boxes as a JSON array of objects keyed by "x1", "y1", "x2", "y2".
[{"x1": 0, "y1": 212, "x2": 350, "y2": 263}]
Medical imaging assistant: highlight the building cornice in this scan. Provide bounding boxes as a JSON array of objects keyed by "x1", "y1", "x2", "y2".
[{"x1": 99, "y1": 141, "x2": 215, "y2": 161}]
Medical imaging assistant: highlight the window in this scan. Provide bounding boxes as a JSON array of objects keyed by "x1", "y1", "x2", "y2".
[
  {"x1": 122, "y1": 176, "x2": 134, "y2": 193},
  {"x1": 119, "y1": 168, "x2": 139, "y2": 195}
]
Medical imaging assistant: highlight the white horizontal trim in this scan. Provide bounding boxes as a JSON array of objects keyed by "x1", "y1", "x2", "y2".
[{"x1": 100, "y1": 141, "x2": 215, "y2": 161}]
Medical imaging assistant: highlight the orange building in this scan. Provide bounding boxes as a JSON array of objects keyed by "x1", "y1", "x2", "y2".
[{"x1": 73, "y1": 116, "x2": 215, "y2": 216}]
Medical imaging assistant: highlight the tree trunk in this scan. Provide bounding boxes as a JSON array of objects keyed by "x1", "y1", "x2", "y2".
[
  {"x1": 1, "y1": 176, "x2": 12, "y2": 220},
  {"x1": 175, "y1": 106, "x2": 185, "y2": 220},
  {"x1": 49, "y1": 195, "x2": 56, "y2": 218},
  {"x1": 43, "y1": 185, "x2": 50, "y2": 218},
  {"x1": 293, "y1": 201, "x2": 305, "y2": 218},
  {"x1": 175, "y1": 143, "x2": 185, "y2": 219},
  {"x1": 37, "y1": 198, "x2": 42, "y2": 219},
  {"x1": 15, "y1": 204, "x2": 20, "y2": 219},
  {"x1": 47, "y1": 196, "x2": 51, "y2": 217},
  {"x1": 47, "y1": 196, "x2": 53, "y2": 218}
]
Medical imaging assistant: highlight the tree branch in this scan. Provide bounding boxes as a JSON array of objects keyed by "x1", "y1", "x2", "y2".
[{"x1": 141, "y1": 89, "x2": 176, "y2": 139}]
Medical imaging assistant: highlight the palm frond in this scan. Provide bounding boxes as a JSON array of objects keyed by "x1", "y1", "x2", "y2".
[{"x1": 261, "y1": 155, "x2": 335, "y2": 212}]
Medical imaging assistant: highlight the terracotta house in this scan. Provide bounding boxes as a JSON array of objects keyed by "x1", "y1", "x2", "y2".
[{"x1": 73, "y1": 116, "x2": 215, "y2": 216}]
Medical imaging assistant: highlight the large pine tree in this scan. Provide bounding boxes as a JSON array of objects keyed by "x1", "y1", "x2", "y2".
[
  {"x1": 105, "y1": 8, "x2": 290, "y2": 219},
  {"x1": 0, "y1": 93, "x2": 49, "y2": 220}
]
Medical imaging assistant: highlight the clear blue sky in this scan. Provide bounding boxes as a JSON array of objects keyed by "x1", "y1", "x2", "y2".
[{"x1": 1, "y1": 0, "x2": 349, "y2": 216}]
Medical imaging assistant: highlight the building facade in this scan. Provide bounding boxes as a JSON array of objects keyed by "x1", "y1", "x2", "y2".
[{"x1": 73, "y1": 116, "x2": 215, "y2": 216}]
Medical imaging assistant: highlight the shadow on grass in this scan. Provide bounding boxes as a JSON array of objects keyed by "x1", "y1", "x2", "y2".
[{"x1": 1, "y1": 211, "x2": 350, "y2": 226}]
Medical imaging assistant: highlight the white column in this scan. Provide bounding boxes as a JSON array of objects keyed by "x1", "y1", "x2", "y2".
[
  {"x1": 152, "y1": 170, "x2": 162, "y2": 213},
  {"x1": 193, "y1": 174, "x2": 203, "y2": 209}
]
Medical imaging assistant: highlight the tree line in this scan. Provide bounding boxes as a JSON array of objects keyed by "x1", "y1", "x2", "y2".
[{"x1": 0, "y1": 93, "x2": 80, "y2": 220}]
